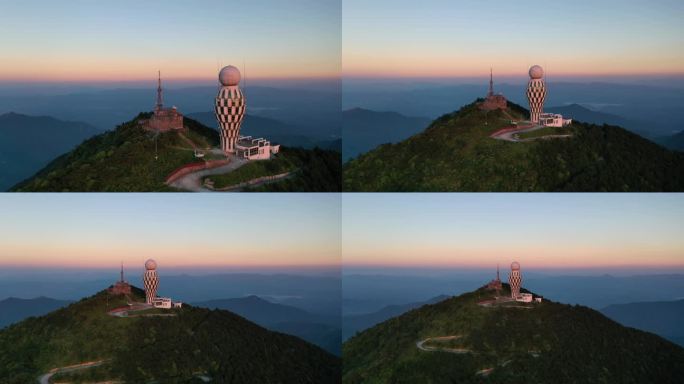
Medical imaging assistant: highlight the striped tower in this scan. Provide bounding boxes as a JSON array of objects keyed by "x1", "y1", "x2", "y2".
[
  {"x1": 214, "y1": 65, "x2": 246, "y2": 154},
  {"x1": 509, "y1": 261, "x2": 522, "y2": 299},
  {"x1": 526, "y1": 65, "x2": 546, "y2": 123},
  {"x1": 142, "y1": 259, "x2": 159, "y2": 304}
]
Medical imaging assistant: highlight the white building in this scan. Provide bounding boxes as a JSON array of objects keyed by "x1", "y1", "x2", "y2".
[
  {"x1": 516, "y1": 293, "x2": 534, "y2": 303},
  {"x1": 152, "y1": 297, "x2": 183, "y2": 309},
  {"x1": 152, "y1": 297, "x2": 171, "y2": 308},
  {"x1": 539, "y1": 113, "x2": 572, "y2": 127},
  {"x1": 235, "y1": 136, "x2": 280, "y2": 160}
]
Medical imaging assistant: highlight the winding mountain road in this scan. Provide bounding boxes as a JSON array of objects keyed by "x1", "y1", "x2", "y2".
[
  {"x1": 491, "y1": 122, "x2": 572, "y2": 142},
  {"x1": 38, "y1": 360, "x2": 108, "y2": 384},
  {"x1": 169, "y1": 157, "x2": 248, "y2": 192},
  {"x1": 416, "y1": 335, "x2": 470, "y2": 354}
]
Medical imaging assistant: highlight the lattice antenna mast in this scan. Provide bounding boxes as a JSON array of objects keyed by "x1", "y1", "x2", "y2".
[
  {"x1": 488, "y1": 67, "x2": 494, "y2": 97},
  {"x1": 120, "y1": 261, "x2": 124, "y2": 283},
  {"x1": 156, "y1": 70, "x2": 163, "y2": 111}
]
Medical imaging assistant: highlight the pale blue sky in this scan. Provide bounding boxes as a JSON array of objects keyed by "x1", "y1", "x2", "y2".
[
  {"x1": 0, "y1": 193, "x2": 341, "y2": 268},
  {"x1": 343, "y1": 194, "x2": 684, "y2": 268},
  {"x1": 344, "y1": 0, "x2": 684, "y2": 77},
  {"x1": 0, "y1": 0, "x2": 340, "y2": 81}
]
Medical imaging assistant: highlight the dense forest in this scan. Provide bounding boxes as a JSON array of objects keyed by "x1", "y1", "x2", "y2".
[
  {"x1": 343, "y1": 101, "x2": 684, "y2": 191},
  {"x1": 0, "y1": 287, "x2": 339, "y2": 384},
  {"x1": 343, "y1": 284, "x2": 684, "y2": 384}
]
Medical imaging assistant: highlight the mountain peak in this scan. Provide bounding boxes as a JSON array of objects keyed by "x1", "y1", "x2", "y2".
[
  {"x1": 0, "y1": 285, "x2": 340, "y2": 382},
  {"x1": 343, "y1": 285, "x2": 684, "y2": 383},
  {"x1": 344, "y1": 99, "x2": 684, "y2": 191}
]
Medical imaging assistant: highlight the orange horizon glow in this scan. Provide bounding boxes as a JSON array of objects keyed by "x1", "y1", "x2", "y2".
[
  {"x1": 342, "y1": 58, "x2": 684, "y2": 79},
  {"x1": 0, "y1": 60, "x2": 340, "y2": 83},
  {"x1": 0, "y1": 260, "x2": 341, "y2": 269},
  {"x1": 342, "y1": 71, "x2": 684, "y2": 79},
  {"x1": 343, "y1": 247, "x2": 684, "y2": 269}
]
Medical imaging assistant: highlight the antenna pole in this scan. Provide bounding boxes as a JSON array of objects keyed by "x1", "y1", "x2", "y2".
[
  {"x1": 156, "y1": 70, "x2": 163, "y2": 111},
  {"x1": 488, "y1": 67, "x2": 494, "y2": 97}
]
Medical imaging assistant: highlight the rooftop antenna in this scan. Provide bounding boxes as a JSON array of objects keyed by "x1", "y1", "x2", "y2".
[
  {"x1": 156, "y1": 70, "x2": 163, "y2": 111},
  {"x1": 120, "y1": 261, "x2": 124, "y2": 283}
]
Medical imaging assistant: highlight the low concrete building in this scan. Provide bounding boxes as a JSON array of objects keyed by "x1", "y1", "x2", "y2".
[
  {"x1": 152, "y1": 297, "x2": 172, "y2": 308},
  {"x1": 539, "y1": 113, "x2": 572, "y2": 127},
  {"x1": 516, "y1": 293, "x2": 534, "y2": 303},
  {"x1": 152, "y1": 297, "x2": 183, "y2": 309},
  {"x1": 236, "y1": 136, "x2": 280, "y2": 160}
]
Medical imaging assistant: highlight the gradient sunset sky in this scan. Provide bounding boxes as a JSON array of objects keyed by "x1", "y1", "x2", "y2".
[
  {"x1": 0, "y1": 194, "x2": 340, "y2": 269},
  {"x1": 0, "y1": 0, "x2": 340, "y2": 82},
  {"x1": 343, "y1": 194, "x2": 684, "y2": 269},
  {"x1": 344, "y1": 0, "x2": 684, "y2": 78}
]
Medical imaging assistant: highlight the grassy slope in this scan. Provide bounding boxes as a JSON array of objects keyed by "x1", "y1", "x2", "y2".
[
  {"x1": 0, "y1": 288, "x2": 144, "y2": 383},
  {"x1": 205, "y1": 152, "x2": 299, "y2": 188},
  {"x1": 12, "y1": 114, "x2": 218, "y2": 192},
  {"x1": 12, "y1": 113, "x2": 341, "y2": 192},
  {"x1": 517, "y1": 125, "x2": 573, "y2": 139},
  {"x1": 206, "y1": 147, "x2": 342, "y2": 192},
  {"x1": 342, "y1": 285, "x2": 684, "y2": 384},
  {"x1": 343, "y1": 101, "x2": 684, "y2": 191},
  {"x1": 0, "y1": 286, "x2": 340, "y2": 384},
  {"x1": 244, "y1": 147, "x2": 342, "y2": 192}
]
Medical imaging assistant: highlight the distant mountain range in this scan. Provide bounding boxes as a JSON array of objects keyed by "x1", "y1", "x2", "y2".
[
  {"x1": 186, "y1": 111, "x2": 341, "y2": 150},
  {"x1": 545, "y1": 103, "x2": 684, "y2": 151},
  {"x1": 194, "y1": 295, "x2": 341, "y2": 355},
  {"x1": 657, "y1": 130, "x2": 684, "y2": 151},
  {"x1": 344, "y1": 100, "x2": 684, "y2": 191},
  {"x1": 0, "y1": 272, "x2": 342, "y2": 318},
  {"x1": 601, "y1": 299, "x2": 684, "y2": 347},
  {"x1": 0, "y1": 85, "x2": 340, "y2": 133},
  {"x1": 343, "y1": 273, "x2": 684, "y2": 315},
  {"x1": 342, "y1": 108, "x2": 431, "y2": 162},
  {"x1": 0, "y1": 286, "x2": 339, "y2": 383},
  {"x1": 0, "y1": 297, "x2": 73, "y2": 329},
  {"x1": 0, "y1": 112, "x2": 98, "y2": 190},
  {"x1": 546, "y1": 103, "x2": 649, "y2": 136},
  {"x1": 343, "y1": 295, "x2": 449, "y2": 341},
  {"x1": 342, "y1": 81, "x2": 684, "y2": 137},
  {"x1": 343, "y1": 284, "x2": 684, "y2": 383}
]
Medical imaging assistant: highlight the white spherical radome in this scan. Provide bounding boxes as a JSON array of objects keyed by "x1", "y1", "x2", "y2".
[
  {"x1": 145, "y1": 259, "x2": 157, "y2": 270},
  {"x1": 529, "y1": 65, "x2": 544, "y2": 79},
  {"x1": 511, "y1": 261, "x2": 521, "y2": 271},
  {"x1": 218, "y1": 65, "x2": 241, "y2": 86}
]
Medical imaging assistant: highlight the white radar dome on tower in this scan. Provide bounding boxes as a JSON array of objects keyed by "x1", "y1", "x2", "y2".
[
  {"x1": 511, "y1": 261, "x2": 520, "y2": 270},
  {"x1": 145, "y1": 259, "x2": 157, "y2": 270},
  {"x1": 219, "y1": 65, "x2": 241, "y2": 86},
  {"x1": 529, "y1": 65, "x2": 544, "y2": 79}
]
